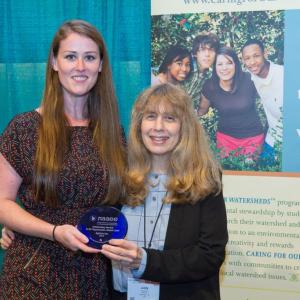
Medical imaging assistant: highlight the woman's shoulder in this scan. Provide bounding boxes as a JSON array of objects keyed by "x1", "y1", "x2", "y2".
[
  {"x1": 8, "y1": 110, "x2": 40, "y2": 128},
  {"x1": 3, "y1": 110, "x2": 40, "y2": 136},
  {"x1": 239, "y1": 71, "x2": 256, "y2": 91},
  {"x1": 202, "y1": 77, "x2": 216, "y2": 95},
  {"x1": 194, "y1": 190, "x2": 225, "y2": 210},
  {"x1": 203, "y1": 76, "x2": 214, "y2": 87},
  {"x1": 9, "y1": 110, "x2": 40, "y2": 123},
  {"x1": 151, "y1": 73, "x2": 166, "y2": 86},
  {"x1": 239, "y1": 71, "x2": 252, "y2": 84}
]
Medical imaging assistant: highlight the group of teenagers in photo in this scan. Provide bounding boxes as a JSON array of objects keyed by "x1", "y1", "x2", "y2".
[
  {"x1": 0, "y1": 20, "x2": 228, "y2": 299},
  {"x1": 151, "y1": 33, "x2": 283, "y2": 167}
]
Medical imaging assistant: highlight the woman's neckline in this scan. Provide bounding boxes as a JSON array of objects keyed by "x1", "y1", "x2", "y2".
[
  {"x1": 219, "y1": 80, "x2": 232, "y2": 92},
  {"x1": 33, "y1": 109, "x2": 89, "y2": 128}
]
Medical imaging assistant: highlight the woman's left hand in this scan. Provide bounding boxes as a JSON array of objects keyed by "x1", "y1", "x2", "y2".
[
  {"x1": 0, "y1": 226, "x2": 15, "y2": 250},
  {"x1": 100, "y1": 239, "x2": 143, "y2": 269}
]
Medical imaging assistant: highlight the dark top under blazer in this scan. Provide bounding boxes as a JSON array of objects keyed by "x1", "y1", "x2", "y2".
[{"x1": 141, "y1": 191, "x2": 228, "y2": 300}]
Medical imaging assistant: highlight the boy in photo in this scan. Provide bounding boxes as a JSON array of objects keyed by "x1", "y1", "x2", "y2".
[
  {"x1": 242, "y1": 39, "x2": 283, "y2": 160},
  {"x1": 182, "y1": 33, "x2": 220, "y2": 110}
]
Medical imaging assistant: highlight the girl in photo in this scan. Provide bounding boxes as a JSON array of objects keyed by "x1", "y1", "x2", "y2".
[
  {"x1": 151, "y1": 45, "x2": 193, "y2": 85},
  {"x1": 199, "y1": 46, "x2": 264, "y2": 162}
]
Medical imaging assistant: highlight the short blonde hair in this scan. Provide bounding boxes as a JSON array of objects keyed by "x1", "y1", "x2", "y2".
[{"x1": 125, "y1": 83, "x2": 222, "y2": 206}]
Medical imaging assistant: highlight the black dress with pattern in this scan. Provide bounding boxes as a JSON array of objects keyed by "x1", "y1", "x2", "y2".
[{"x1": 0, "y1": 111, "x2": 111, "y2": 299}]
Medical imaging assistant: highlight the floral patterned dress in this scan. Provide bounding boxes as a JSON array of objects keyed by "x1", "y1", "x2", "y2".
[{"x1": 0, "y1": 111, "x2": 111, "y2": 299}]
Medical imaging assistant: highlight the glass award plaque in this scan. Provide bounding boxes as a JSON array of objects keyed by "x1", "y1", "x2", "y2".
[{"x1": 77, "y1": 206, "x2": 128, "y2": 249}]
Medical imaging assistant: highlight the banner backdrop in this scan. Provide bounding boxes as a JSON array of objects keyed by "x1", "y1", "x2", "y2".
[
  {"x1": 222, "y1": 173, "x2": 300, "y2": 300},
  {"x1": 151, "y1": 1, "x2": 300, "y2": 299}
]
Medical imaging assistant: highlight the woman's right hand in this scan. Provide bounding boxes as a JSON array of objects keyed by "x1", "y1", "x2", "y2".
[
  {"x1": 0, "y1": 226, "x2": 15, "y2": 250},
  {"x1": 53, "y1": 224, "x2": 101, "y2": 253},
  {"x1": 0, "y1": 225, "x2": 100, "y2": 254}
]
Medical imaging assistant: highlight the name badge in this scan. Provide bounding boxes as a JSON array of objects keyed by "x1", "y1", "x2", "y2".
[{"x1": 127, "y1": 278, "x2": 160, "y2": 300}]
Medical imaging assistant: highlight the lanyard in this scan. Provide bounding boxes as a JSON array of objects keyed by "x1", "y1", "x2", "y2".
[{"x1": 143, "y1": 191, "x2": 167, "y2": 249}]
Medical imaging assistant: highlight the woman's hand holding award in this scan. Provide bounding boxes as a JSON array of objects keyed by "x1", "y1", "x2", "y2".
[{"x1": 77, "y1": 206, "x2": 128, "y2": 249}]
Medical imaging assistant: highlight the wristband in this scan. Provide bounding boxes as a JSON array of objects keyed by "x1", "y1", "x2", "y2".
[{"x1": 52, "y1": 225, "x2": 58, "y2": 242}]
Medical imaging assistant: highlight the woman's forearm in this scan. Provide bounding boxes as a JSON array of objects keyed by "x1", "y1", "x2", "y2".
[{"x1": 0, "y1": 198, "x2": 54, "y2": 241}]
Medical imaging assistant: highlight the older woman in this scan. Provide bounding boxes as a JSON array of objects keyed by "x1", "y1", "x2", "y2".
[{"x1": 101, "y1": 84, "x2": 228, "y2": 300}]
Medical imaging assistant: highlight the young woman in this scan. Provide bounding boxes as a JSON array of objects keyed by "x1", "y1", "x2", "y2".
[
  {"x1": 0, "y1": 20, "x2": 126, "y2": 299},
  {"x1": 151, "y1": 45, "x2": 193, "y2": 85},
  {"x1": 101, "y1": 83, "x2": 228, "y2": 300},
  {"x1": 199, "y1": 46, "x2": 264, "y2": 160}
]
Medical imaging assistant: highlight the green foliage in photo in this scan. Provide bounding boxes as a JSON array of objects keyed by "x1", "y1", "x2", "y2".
[
  {"x1": 152, "y1": 10, "x2": 283, "y2": 172},
  {"x1": 152, "y1": 10, "x2": 284, "y2": 68}
]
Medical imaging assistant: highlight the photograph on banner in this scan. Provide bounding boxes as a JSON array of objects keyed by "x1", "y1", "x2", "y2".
[{"x1": 151, "y1": 10, "x2": 283, "y2": 172}]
